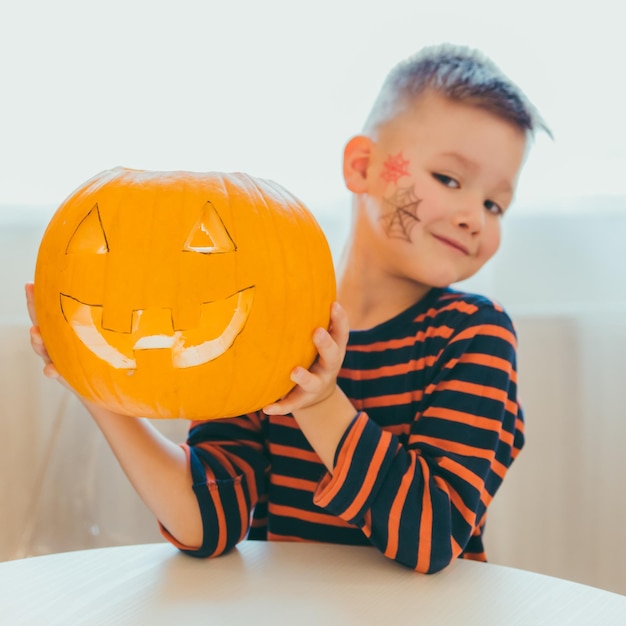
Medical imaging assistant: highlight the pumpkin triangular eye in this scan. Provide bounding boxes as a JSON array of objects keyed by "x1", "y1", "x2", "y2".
[
  {"x1": 66, "y1": 204, "x2": 109, "y2": 254},
  {"x1": 184, "y1": 201, "x2": 237, "y2": 254}
]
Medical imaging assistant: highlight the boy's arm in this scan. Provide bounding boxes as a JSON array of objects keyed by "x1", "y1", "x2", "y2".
[
  {"x1": 321, "y1": 305, "x2": 522, "y2": 573},
  {"x1": 28, "y1": 334, "x2": 204, "y2": 548},
  {"x1": 26, "y1": 283, "x2": 203, "y2": 548},
  {"x1": 263, "y1": 302, "x2": 356, "y2": 471},
  {"x1": 268, "y1": 300, "x2": 523, "y2": 573},
  {"x1": 169, "y1": 413, "x2": 270, "y2": 557},
  {"x1": 88, "y1": 406, "x2": 203, "y2": 547}
]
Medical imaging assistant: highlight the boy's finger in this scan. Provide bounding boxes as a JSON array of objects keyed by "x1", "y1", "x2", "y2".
[
  {"x1": 312, "y1": 329, "x2": 342, "y2": 371},
  {"x1": 25, "y1": 283, "x2": 38, "y2": 325},
  {"x1": 30, "y1": 327, "x2": 51, "y2": 363},
  {"x1": 43, "y1": 363, "x2": 66, "y2": 383},
  {"x1": 290, "y1": 366, "x2": 319, "y2": 391},
  {"x1": 329, "y1": 302, "x2": 350, "y2": 349},
  {"x1": 29, "y1": 326, "x2": 43, "y2": 347},
  {"x1": 43, "y1": 363, "x2": 59, "y2": 378},
  {"x1": 264, "y1": 376, "x2": 312, "y2": 414},
  {"x1": 263, "y1": 401, "x2": 289, "y2": 415}
]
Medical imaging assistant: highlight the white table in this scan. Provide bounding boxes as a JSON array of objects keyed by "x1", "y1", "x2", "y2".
[{"x1": 0, "y1": 541, "x2": 624, "y2": 625}]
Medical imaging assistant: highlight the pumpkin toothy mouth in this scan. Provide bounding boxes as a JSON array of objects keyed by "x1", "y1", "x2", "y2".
[{"x1": 60, "y1": 286, "x2": 255, "y2": 369}]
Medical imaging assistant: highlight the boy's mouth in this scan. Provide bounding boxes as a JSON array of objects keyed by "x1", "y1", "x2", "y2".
[{"x1": 432, "y1": 234, "x2": 470, "y2": 255}]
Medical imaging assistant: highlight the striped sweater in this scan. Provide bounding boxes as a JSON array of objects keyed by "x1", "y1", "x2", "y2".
[{"x1": 161, "y1": 287, "x2": 524, "y2": 573}]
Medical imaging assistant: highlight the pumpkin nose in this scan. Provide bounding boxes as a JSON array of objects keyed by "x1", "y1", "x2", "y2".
[
  {"x1": 100, "y1": 302, "x2": 205, "y2": 335},
  {"x1": 171, "y1": 305, "x2": 202, "y2": 332},
  {"x1": 101, "y1": 301, "x2": 140, "y2": 334}
]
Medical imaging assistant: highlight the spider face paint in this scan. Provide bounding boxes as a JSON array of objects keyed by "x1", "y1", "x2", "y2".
[
  {"x1": 379, "y1": 152, "x2": 419, "y2": 242},
  {"x1": 380, "y1": 185, "x2": 422, "y2": 242},
  {"x1": 381, "y1": 152, "x2": 410, "y2": 184}
]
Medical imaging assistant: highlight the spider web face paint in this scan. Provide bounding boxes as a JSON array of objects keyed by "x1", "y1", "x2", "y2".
[
  {"x1": 381, "y1": 186, "x2": 422, "y2": 241},
  {"x1": 381, "y1": 153, "x2": 410, "y2": 183}
]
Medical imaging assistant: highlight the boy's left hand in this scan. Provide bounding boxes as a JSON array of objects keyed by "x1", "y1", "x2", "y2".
[{"x1": 263, "y1": 302, "x2": 349, "y2": 416}]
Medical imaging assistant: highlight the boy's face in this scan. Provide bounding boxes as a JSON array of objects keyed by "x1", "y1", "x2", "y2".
[{"x1": 356, "y1": 90, "x2": 527, "y2": 289}]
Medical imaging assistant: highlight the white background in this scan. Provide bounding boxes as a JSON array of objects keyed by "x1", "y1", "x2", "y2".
[{"x1": 1, "y1": 0, "x2": 624, "y2": 216}]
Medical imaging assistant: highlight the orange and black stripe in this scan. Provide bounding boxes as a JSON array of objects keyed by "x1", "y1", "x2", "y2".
[{"x1": 164, "y1": 287, "x2": 524, "y2": 574}]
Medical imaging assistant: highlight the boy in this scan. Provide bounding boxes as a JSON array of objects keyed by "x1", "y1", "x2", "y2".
[{"x1": 26, "y1": 44, "x2": 547, "y2": 573}]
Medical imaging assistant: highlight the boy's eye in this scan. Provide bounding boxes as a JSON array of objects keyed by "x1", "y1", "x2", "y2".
[
  {"x1": 432, "y1": 173, "x2": 460, "y2": 189},
  {"x1": 484, "y1": 200, "x2": 504, "y2": 216}
]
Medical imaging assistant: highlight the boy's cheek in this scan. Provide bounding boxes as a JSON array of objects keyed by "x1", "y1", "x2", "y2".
[{"x1": 476, "y1": 232, "x2": 502, "y2": 266}]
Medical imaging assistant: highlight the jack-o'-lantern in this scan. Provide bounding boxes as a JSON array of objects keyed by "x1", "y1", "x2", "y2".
[{"x1": 34, "y1": 167, "x2": 336, "y2": 420}]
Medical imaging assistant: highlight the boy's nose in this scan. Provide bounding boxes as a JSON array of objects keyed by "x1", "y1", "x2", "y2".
[{"x1": 453, "y1": 201, "x2": 484, "y2": 233}]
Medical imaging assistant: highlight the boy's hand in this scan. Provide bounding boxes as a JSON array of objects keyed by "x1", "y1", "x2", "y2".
[
  {"x1": 25, "y1": 283, "x2": 69, "y2": 387},
  {"x1": 263, "y1": 302, "x2": 349, "y2": 416}
]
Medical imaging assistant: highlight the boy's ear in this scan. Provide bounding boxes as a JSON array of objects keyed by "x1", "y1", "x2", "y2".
[{"x1": 343, "y1": 135, "x2": 374, "y2": 194}]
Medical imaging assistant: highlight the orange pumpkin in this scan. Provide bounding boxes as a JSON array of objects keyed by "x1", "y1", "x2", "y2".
[{"x1": 34, "y1": 167, "x2": 336, "y2": 420}]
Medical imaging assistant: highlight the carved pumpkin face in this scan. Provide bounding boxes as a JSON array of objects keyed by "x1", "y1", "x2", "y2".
[{"x1": 34, "y1": 168, "x2": 336, "y2": 420}]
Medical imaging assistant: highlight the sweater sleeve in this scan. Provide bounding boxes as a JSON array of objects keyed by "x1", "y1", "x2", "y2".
[
  {"x1": 313, "y1": 304, "x2": 524, "y2": 573},
  {"x1": 160, "y1": 411, "x2": 270, "y2": 558}
]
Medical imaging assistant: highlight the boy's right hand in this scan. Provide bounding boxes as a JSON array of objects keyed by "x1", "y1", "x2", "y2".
[{"x1": 25, "y1": 282, "x2": 69, "y2": 387}]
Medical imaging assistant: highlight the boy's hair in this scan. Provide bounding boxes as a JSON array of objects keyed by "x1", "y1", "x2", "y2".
[{"x1": 363, "y1": 43, "x2": 551, "y2": 138}]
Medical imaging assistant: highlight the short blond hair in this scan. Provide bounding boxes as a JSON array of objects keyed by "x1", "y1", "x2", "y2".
[{"x1": 364, "y1": 44, "x2": 551, "y2": 138}]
